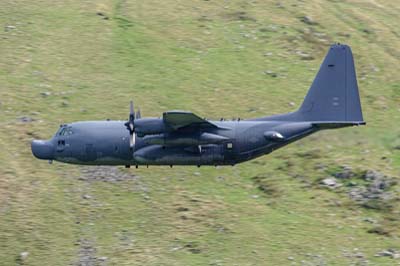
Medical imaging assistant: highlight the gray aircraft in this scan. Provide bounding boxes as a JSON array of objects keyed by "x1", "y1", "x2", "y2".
[{"x1": 32, "y1": 44, "x2": 365, "y2": 168}]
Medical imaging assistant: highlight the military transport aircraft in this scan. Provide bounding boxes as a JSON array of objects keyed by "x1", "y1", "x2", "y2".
[{"x1": 32, "y1": 44, "x2": 365, "y2": 168}]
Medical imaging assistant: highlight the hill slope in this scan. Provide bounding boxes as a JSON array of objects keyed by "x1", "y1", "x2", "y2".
[{"x1": 0, "y1": 0, "x2": 399, "y2": 265}]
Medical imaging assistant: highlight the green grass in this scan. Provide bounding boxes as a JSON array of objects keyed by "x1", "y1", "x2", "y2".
[{"x1": 0, "y1": 0, "x2": 399, "y2": 265}]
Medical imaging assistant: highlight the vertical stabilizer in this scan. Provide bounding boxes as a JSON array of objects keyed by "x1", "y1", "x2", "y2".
[{"x1": 296, "y1": 44, "x2": 364, "y2": 123}]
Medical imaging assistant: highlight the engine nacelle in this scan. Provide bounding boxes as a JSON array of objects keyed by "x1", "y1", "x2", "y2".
[
  {"x1": 134, "y1": 118, "x2": 167, "y2": 136},
  {"x1": 133, "y1": 145, "x2": 224, "y2": 165},
  {"x1": 143, "y1": 132, "x2": 228, "y2": 146}
]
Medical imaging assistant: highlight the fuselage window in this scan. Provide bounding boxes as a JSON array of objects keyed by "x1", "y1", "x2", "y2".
[{"x1": 227, "y1": 143, "x2": 233, "y2": 149}]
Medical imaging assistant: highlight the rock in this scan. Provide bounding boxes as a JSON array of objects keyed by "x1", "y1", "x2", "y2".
[
  {"x1": 299, "y1": 54, "x2": 315, "y2": 60},
  {"x1": 79, "y1": 166, "x2": 138, "y2": 183},
  {"x1": 214, "y1": 176, "x2": 224, "y2": 182},
  {"x1": 20, "y1": 251, "x2": 29, "y2": 260},
  {"x1": 170, "y1": 246, "x2": 182, "y2": 252},
  {"x1": 232, "y1": 11, "x2": 256, "y2": 22},
  {"x1": 288, "y1": 102, "x2": 295, "y2": 107},
  {"x1": 354, "y1": 252, "x2": 364, "y2": 258},
  {"x1": 348, "y1": 170, "x2": 394, "y2": 205},
  {"x1": 18, "y1": 116, "x2": 34, "y2": 123},
  {"x1": 96, "y1": 12, "x2": 109, "y2": 20},
  {"x1": 363, "y1": 170, "x2": 383, "y2": 181},
  {"x1": 177, "y1": 207, "x2": 189, "y2": 212},
  {"x1": 367, "y1": 226, "x2": 390, "y2": 236},
  {"x1": 61, "y1": 101, "x2": 69, "y2": 107},
  {"x1": 287, "y1": 256, "x2": 294, "y2": 260},
  {"x1": 370, "y1": 178, "x2": 391, "y2": 191},
  {"x1": 334, "y1": 165, "x2": 354, "y2": 179},
  {"x1": 295, "y1": 50, "x2": 315, "y2": 61},
  {"x1": 376, "y1": 249, "x2": 400, "y2": 259},
  {"x1": 362, "y1": 217, "x2": 377, "y2": 224},
  {"x1": 370, "y1": 64, "x2": 380, "y2": 72},
  {"x1": 82, "y1": 194, "x2": 91, "y2": 200},
  {"x1": 376, "y1": 250, "x2": 392, "y2": 257},
  {"x1": 40, "y1": 91, "x2": 51, "y2": 97},
  {"x1": 5, "y1": 25, "x2": 16, "y2": 31},
  {"x1": 362, "y1": 28, "x2": 373, "y2": 34},
  {"x1": 77, "y1": 239, "x2": 97, "y2": 265},
  {"x1": 300, "y1": 16, "x2": 318, "y2": 25},
  {"x1": 338, "y1": 32, "x2": 351, "y2": 38},
  {"x1": 264, "y1": 70, "x2": 277, "y2": 77},
  {"x1": 321, "y1": 177, "x2": 339, "y2": 188},
  {"x1": 264, "y1": 52, "x2": 273, "y2": 56}
]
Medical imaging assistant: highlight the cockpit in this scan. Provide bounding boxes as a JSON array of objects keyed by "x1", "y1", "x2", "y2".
[{"x1": 56, "y1": 125, "x2": 74, "y2": 136}]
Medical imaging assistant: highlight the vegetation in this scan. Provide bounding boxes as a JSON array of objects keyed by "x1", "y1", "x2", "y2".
[{"x1": 0, "y1": 0, "x2": 399, "y2": 265}]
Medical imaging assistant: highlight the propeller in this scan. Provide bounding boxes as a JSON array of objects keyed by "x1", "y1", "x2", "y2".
[
  {"x1": 136, "y1": 108, "x2": 141, "y2": 119},
  {"x1": 125, "y1": 101, "x2": 136, "y2": 149}
]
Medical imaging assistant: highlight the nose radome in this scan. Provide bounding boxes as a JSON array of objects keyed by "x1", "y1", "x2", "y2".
[{"x1": 31, "y1": 140, "x2": 54, "y2": 160}]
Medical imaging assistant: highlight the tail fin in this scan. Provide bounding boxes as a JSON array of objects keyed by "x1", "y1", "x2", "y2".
[{"x1": 296, "y1": 44, "x2": 365, "y2": 124}]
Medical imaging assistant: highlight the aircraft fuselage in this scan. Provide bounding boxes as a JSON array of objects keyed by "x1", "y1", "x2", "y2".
[{"x1": 32, "y1": 120, "x2": 316, "y2": 166}]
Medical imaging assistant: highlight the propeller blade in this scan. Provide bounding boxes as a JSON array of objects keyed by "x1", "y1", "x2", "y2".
[
  {"x1": 129, "y1": 100, "x2": 135, "y2": 123},
  {"x1": 125, "y1": 101, "x2": 136, "y2": 149},
  {"x1": 136, "y1": 108, "x2": 141, "y2": 119},
  {"x1": 129, "y1": 132, "x2": 135, "y2": 148}
]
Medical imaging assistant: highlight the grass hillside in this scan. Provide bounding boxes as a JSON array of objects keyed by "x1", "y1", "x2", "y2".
[{"x1": 0, "y1": 0, "x2": 399, "y2": 265}]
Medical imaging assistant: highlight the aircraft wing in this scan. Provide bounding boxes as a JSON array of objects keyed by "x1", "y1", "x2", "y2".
[{"x1": 163, "y1": 111, "x2": 218, "y2": 130}]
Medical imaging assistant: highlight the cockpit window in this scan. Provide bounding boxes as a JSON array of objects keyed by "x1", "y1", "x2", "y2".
[
  {"x1": 56, "y1": 125, "x2": 74, "y2": 136},
  {"x1": 58, "y1": 127, "x2": 73, "y2": 136},
  {"x1": 59, "y1": 128, "x2": 67, "y2": 136}
]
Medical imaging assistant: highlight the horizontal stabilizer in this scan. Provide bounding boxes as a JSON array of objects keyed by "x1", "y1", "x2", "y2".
[{"x1": 312, "y1": 121, "x2": 366, "y2": 129}]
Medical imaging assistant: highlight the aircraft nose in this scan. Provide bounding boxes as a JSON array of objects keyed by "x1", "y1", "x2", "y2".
[{"x1": 31, "y1": 140, "x2": 54, "y2": 160}]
